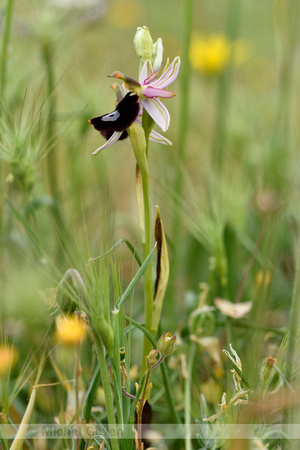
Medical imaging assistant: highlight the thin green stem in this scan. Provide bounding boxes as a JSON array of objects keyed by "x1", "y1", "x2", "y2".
[
  {"x1": 137, "y1": 357, "x2": 164, "y2": 448},
  {"x1": 0, "y1": 0, "x2": 14, "y2": 97},
  {"x1": 92, "y1": 333, "x2": 119, "y2": 450},
  {"x1": 137, "y1": 366, "x2": 152, "y2": 450},
  {"x1": 160, "y1": 361, "x2": 182, "y2": 425},
  {"x1": 41, "y1": 43, "x2": 58, "y2": 200},
  {"x1": 125, "y1": 315, "x2": 182, "y2": 424},
  {"x1": 140, "y1": 165, "x2": 154, "y2": 373},
  {"x1": 174, "y1": 0, "x2": 193, "y2": 193},
  {"x1": 0, "y1": 0, "x2": 14, "y2": 249},
  {"x1": 284, "y1": 242, "x2": 300, "y2": 419},
  {"x1": 211, "y1": 0, "x2": 241, "y2": 175},
  {"x1": 234, "y1": 215, "x2": 266, "y2": 303},
  {"x1": 170, "y1": 0, "x2": 194, "y2": 300},
  {"x1": 185, "y1": 342, "x2": 198, "y2": 450},
  {"x1": 130, "y1": 118, "x2": 154, "y2": 372}
]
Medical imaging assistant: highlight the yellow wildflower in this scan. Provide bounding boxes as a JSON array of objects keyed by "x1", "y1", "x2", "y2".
[
  {"x1": 0, "y1": 345, "x2": 18, "y2": 376},
  {"x1": 255, "y1": 270, "x2": 272, "y2": 290},
  {"x1": 190, "y1": 34, "x2": 248, "y2": 75},
  {"x1": 55, "y1": 315, "x2": 86, "y2": 346}
]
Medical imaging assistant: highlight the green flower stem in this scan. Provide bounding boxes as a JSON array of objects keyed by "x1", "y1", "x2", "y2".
[
  {"x1": 137, "y1": 357, "x2": 164, "y2": 449},
  {"x1": 129, "y1": 119, "x2": 154, "y2": 373},
  {"x1": 137, "y1": 365, "x2": 151, "y2": 450},
  {"x1": 170, "y1": 0, "x2": 193, "y2": 311},
  {"x1": 41, "y1": 43, "x2": 58, "y2": 200},
  {"x1": 140, "y1": 165, "x2": 154, "y2": 372},
  {"x1": 0, "y1": 0, "x2": 14, "y2": 97},
  {"x1": 184, "y1": 342, "x2": 198, "y2": 450},
  {"x1": 212, "y1": 0, "x2": 241, "y2": 175},
  {"x1": 0, "y1": 0, "x2": 14, "y2": 244},
  {"x1": 160, "y1": 361, "x2": 182, "y2": 425},
  {"x1": 173, "y1": 0, "x2": 193, "y2": 225},
  {"x1": 284, "y1": 242, "x2": 300, "y2": 423},
  {"x1": 92, "y1": 332, "x2": 119, "y2": 450}
]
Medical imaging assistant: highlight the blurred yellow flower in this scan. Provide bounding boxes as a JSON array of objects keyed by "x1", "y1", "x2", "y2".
[
  {"x1": 255, "y1": 270, "x2": 272, "y2": 290},
  {"x1": 190, "y1": 34, "x2": 248, "y2": 75},
  {"x1": 55, "y1": 315, "x2": 86, "y2": 346},
  {"x1": 0, "y1": 345, "x2": 18, "y2": 376}
]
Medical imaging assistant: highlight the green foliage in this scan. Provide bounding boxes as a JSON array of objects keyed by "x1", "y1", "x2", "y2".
[{"x1": 1, "y1": 0, "x2": 300, "y2": 449}]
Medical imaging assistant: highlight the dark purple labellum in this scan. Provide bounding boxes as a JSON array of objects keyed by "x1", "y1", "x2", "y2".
[{"x1": 89, "y1": 92, "x2": 139, "y2": 139}]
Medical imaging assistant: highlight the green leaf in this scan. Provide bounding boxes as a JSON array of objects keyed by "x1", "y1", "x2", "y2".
[
  {"x1": 0, "y1": 424, "x2": 8, "y2": 450},
  {"x1": 81, "y1": 364, "x2": 101, "y2": 423},
  {"x1": 115, "y1": 245, "x2": 156, "y2": 310},
  {"x1": 152, "y1": 206, "x2": 170, "y2": 334},
  {"x1": 88, "y1": 238, "x2": 142, "y2": 267},
  {"x1": 224, "y1": 355, "x2": 251, "y2": 389},
  {"x1": 80, "y1": 365, "x2": 101, "y2": 450},
  {"x1": 124, "y1": 316, "x2": 157, "y2": 348}
]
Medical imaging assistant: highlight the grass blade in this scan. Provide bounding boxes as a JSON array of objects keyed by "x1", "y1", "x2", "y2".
[{"x1": 115, "y1": 244, "x2": 156, "y2": 310}]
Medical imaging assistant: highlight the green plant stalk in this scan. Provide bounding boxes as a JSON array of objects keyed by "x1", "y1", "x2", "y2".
[
  {"x1": 160, "y1": 361, "x2": 182, "y2": 425},
  {"x1": 0, "y1": 0, "x2": 14, "y2": 246},
  {"x1": 185, "y1": 342, "x2": 198, "y2": 450},
  {"x1": 135, "y1": 112, "x2": 154, "y2": 373},
  {"x1": 140, "y1": 164, "x2": 154, "y2": 372},
  {"x1": 0, "y1": 0, "x2": 14, "y2": 97},
  {"x1": 211, "y1": 0, "x2": 241, "y2": 174},
  {"x1": 125, "y1": 315, "x2": 182, "y2": 424},
  {"x1": 137, "y1": 367, "x2": 151, "y2": 450},
  {"x1": 174, "y1": 0, "x2": 193, "y2": 202},
  {"x1": 284, "y1": 243, "x2": 300, "y2": 420},
  {"x1": 170, "y1": 0, "x2": 193, "y2": 302},
  {"x1": 273, "y1": 0, "x2": 299, "y2": 134},
  {"x1": 41, "y1": 43, "x2": 73, "y2": 266},
  {"x1": 41, "y1": 43, "x2": 58, "y2": 199},
  {"x1": 0, "y1": 424, "x2": 8, "y2": 450},
  {"x1": 112, "y1": 310, "x2": 124, "y2": 430},
  {"x1": 137, "y1": 356, "x2": 164, "y2": 449},
  {"x1": 92, "y1": 332, "x2": 119, "y2": 450}
]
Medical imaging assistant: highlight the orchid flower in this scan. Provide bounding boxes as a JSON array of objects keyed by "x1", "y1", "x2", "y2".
[
  {"x1": 110, "y1": 56, "x2": 180, "y2": 132},
  {"x1": 89, "y1": 84, "x2": 172, "y2": 155}
]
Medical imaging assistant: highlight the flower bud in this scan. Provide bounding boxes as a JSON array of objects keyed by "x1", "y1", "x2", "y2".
[
  {"x1": 157, "y1": 331, "x2": 176, "y2": 358},
  {"x1": 152, "y1": 38, "x2": 163, "y2": 71},
  {"x1": 56, "y1": 269, "x2": 85, "y2": 315},
  {"x1": 260, "y1": 355, "x2": 277, "y2": 387},
  {"x1": 146, "y1": 349, "x2": 159, "y2": 368},
  {"x1": 133, "y1": 26, "x2": 153, "y2": 62},
  {"x1": 128, "y1": 122, "x2": 148, "y2": 174}
]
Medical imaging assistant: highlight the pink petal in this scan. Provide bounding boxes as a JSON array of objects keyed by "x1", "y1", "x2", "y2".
[
  {"x1": 92, "y1": 132, "x2": 122, "y2": 155},
  {"x1": 143, "y1": 71, "x2": 159, "y2": 85},
  {"x1": 139, "y1": 60, "x2": 153, "y2": 85},
  {"x1": 149, "y1": 56, "x2": 180, "y2": 89},
  {"x1": 141, "y1": 98, "x2": 170, "y2": 132},
  {"x1": 143, "y1": 86, "x2": 176, "y2": 98}
]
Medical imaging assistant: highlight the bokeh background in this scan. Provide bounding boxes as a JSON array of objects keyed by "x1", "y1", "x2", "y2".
[{"x1": 1, "y1": 0, "x2": 300, "y2": 446}]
